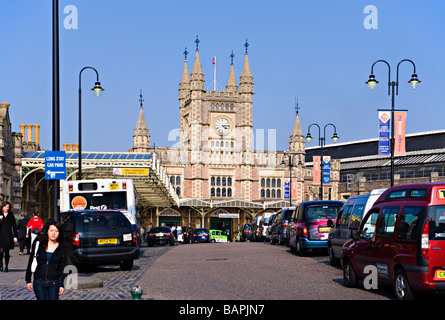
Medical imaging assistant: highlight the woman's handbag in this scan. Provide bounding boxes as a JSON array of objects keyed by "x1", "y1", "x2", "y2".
[{"x1": 31, "y1": 241, "x2": 39, "y2": 273}]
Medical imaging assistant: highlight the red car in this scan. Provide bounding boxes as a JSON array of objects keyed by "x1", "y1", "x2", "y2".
[{"x1": 342, "y1": 183, "x2": 445, "y2": 300}]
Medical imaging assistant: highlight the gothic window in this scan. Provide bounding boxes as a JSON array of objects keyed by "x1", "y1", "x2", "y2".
[
  {"x1": 176, "y1": 187, "x2": 181, "y2": 196},
  {"x1": 176, "y1": 176, "x2": 181, "y2": 185},
  {"x1": 230, "y1": 104, "x2": 234, "y2": 110},
  {"x1": 211, "y1": 176, "x2": 234, "y2": 198},
  {"x1": 260, "y1": 176, "x2": 283, "y2": 199}
]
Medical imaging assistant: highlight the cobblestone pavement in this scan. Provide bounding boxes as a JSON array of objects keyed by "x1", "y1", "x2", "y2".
[{"x1": 0, "y1": 245, "x2": 172, "y2": 300}]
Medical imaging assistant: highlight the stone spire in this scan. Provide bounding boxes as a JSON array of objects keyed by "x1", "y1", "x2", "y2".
[
  {"x1": 239, "y1": 40, "x2": 254, "y2": 93},
  {"x1": 132, "y1": 90, "x2": 151, "y2": 153},
  {"x1": 179, "y1": 47, "x2": 190, "y2": 99},
  {"x1": 226, "y1": 51, "x2": 238, "y2": 92},
  {"x1": 288, "y1": 99, "x2": 305, "y2": 156},
  {"x1": 190, "y1": 36, "x2": 204, "y2": 91}
]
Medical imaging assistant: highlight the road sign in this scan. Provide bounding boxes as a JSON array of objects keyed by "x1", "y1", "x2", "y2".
[{"x1": 45, "y1": 151, "x2": 66, "y2": 180}]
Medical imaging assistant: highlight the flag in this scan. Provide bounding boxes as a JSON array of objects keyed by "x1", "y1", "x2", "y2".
[
  {"x1": 394, "y1": 111, "x2": 406, "y2": 156},
  {"x1": 212, "y1": 57, "x2": 215, "y2": 65},
  {"x1": 313, "y1": 156, "x2": 321, "y2": 184}
]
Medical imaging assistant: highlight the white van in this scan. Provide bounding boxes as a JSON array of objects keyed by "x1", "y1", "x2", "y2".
[{"x1": 327, "y1": 188, "x2": 386, "y2": 265}]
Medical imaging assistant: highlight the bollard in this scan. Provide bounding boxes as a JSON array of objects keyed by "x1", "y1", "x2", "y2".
[{"x1": 131, "y1": 285, "x2": 143, "y2": 300}]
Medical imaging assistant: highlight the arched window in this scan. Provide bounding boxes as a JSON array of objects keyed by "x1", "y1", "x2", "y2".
[
  {"x1": 216, "y1": 188, "x2": 221, "y2": 197},
  {"x1": 272, "y1": 189, "x2": 276, "y2": 198},
  {"x1": 277, "y1": 189, "x2": 281, "y2": 198},
  {"x1": 227, "y1": 188, "x2": 232, "y2": 197},
  {"x1": 261, "y1": 189, "x2": 265, "y2": 198},
  {"x1": 222, "y1": 188, "x2": 226, "y2": 197},
  {"x1": 176, "y1": 176, "x2": 181, "y2": 185},
  {"x1": 211, "y1": 177, "x2": 215, "y2": 186},
  {"x1": 228, "y1": 177, "x2": 232, "y2": 186},
  {"x1": 272, "y1": 179, "x2": 276, "y2": 188},
  {"x1": 170, "y1": 176, "x2": 175, "y2": 185},
  {"x1": 266, "y1": 179, "x2": 270, "y2": 188},
  {"x1": 266, "y1": 189, "x2": 270, "y2": 198},
  {"x1": 277, "y1": 179, "x2": 281, "y2": 188},
  {"x1": 176, "y1": 187, "x2": 181, "y2": 196},
  {"x1": 261, "y1": 178, "x2": 265, "y2": 188},
  {"x1": 211, "y1": 188, "x2": 215, "y2": 197},
  {"x1": 222, "y1": 177, "x2": 226, "y2": 186},
  {"x1": 216, "y1": 177, "x2": 221, "y2": 186}
]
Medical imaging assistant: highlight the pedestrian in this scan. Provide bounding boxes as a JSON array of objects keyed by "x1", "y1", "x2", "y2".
[
  {"x1": 0, "y1": 201, "x2": 18, "y2": 272},
  {"x1": 26, "y1": 211, "x2": 44, "y2": 246},
  {"x1": 17, "y1": 211, "x2": 31, "y2": 255},
  {"x1": 25, "y1": 220, "x2": 68, "y2": 300}
]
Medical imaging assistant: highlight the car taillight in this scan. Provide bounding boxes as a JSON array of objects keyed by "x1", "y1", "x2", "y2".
[
  {"x1": 132, "y1": 231, "x2": 137, "y2": 243},
  {"x1": 422, "y1": 220, "x2": 429, "y2": 260},
  {"x1": 70, "y1": 233, "x2": 80, "y2": 246},
  {"x1": 166, "y1": 233, "x2": 171, "y2": 237},
  {"x1": 148, "y1": 234, "x2": 153, "y2": 237},
  {"x1": 193, "y1": 234, "x2": 197, "y2": 237},
  {"x1": 204, "y1": 233, "x2": 208, "y2": 236},
  {"x1": 303, "y1": 226, "x2": 308, "y2": 237},
  {"x1": 243, "y1": 230, "x2": 250, "y2": 234}
]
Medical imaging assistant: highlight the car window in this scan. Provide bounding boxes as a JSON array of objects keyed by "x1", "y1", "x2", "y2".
[
  {"x1": 359, "y1": 211, "x2": 379, "y2": 240},
  {"x1": 350, "y1": 205, "x2": 365, "y2": 229},
  {"x1": 377, "y1": 207, "x2": 399, "y2": 238},
  {"x1": 340, "y1": 205, "x2": 353, "y2": 227},
  {"x1": 305, "y1": 205, "x2": 342, "y2": 221},
  {"x1": 151, "y1": 227, "x2": 171, "y2": 233},
  {"x1": 429, "y1": 205, "x2": 445, "y2": 240},
  {"x1": 398, "y1": 206, "x2": 425, "y2": 240},
  {"x1": 335, "y1": 209, "x2": 343, "y2": 227},
  {"x1": 76, "y1": 212, "x2": 130, "y2": 232}
]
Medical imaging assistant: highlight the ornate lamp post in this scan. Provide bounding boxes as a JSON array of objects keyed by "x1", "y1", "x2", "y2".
[
  {"x1": 365, "y1": 59, "x2": 420, "y2": 186},
  {"x1": 305, "y1": 123, "x2": 339, "y2": 200},
  {"x1": 78, "y1": 67, "x2": 104, "y2": 180}
]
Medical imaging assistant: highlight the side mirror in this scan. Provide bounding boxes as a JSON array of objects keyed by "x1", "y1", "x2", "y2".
[{"x1": 327, "y1": 219, "x2": 334, "y2": 228}]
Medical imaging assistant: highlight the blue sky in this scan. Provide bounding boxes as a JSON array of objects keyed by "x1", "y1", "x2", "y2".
[{"x1": 1, "y1": 0, "x2": 444, "y2": 152}]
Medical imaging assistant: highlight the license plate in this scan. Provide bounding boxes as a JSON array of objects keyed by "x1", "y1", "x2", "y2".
[
  {"x1": 110, "y1": 183, "x2": 119, "y2": 190},
  {"x1": 319, "y1": 227, "x2": 331, "y2": 233},
  {"x1": 436, "y1": 270, "x2": 445, "y2": 279},
  {"x1": 123, "y1": 233, "x2": 132, "y2": 242},
  {"x1": 156, "y1": 233, "x2": 164, "y2": 237},
  {"x1": 98, "y1": 238, "x2": 117, "y2": 245}
]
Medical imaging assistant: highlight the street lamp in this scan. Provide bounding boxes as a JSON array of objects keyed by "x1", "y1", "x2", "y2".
[
  {"x1": 280, "y1": 153, "x2": 302, "y2": 207},
  {"x1": 366, "y1": 59, "x2": 420, "y2": 186},
  {"x1": 78, "y1": 67, "x2": 104, "y2": 180},
  {"x1": 305, "y1": 123, "x2": 339, "y2": 200}
]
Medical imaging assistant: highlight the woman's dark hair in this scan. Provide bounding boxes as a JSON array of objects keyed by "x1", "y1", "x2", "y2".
[
  {"x1": 0, "y1": 201, "x2": 13, "y2": 214},
  {"x1": 41, "y1": 220, "x2": 65, "y2": 249}
]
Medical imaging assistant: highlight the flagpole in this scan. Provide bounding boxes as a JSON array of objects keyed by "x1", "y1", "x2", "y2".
[{"x1": 214, "y1": 56, "x2": 216, "y2": 91}]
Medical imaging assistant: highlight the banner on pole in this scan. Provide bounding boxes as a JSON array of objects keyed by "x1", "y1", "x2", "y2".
[
  {"x1": 313, "y1": 156, "x2": 321, "y2": 184},
  {"x1": 394, "y1": 111, "x2": 406, "y2": 156},
  {"x1": 378, "y1": 111, "x2": 391, "y2": 156},
  {"x1": 322, "y1": 156, "x2": 331, "y2": 184}
]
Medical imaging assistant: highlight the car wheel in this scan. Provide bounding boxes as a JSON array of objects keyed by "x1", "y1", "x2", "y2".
[
  {"x1": 343, "y1": 259, "x2": 358, "y2": 288},
  {"x1": 296, "y1": 240, "x2": 306, "y2": 256},
  {"x1": 328, "y1": 245, "x2": 339, "y2": 266},
  {"x1": 119, "y1": 260, "x2": 133, "y2": 271},
  {"x1": 394, "y1": 269, "x2": 414, "y2": 300}
]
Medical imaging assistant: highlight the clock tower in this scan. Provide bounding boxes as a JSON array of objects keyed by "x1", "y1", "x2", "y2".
[{"x1": 177, "y1": 38, "x2": 254, "y2": 199}]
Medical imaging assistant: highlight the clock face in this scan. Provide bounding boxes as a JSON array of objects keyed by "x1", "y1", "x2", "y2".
[{"x1": 215, "y1": 118, "x2": 230, "y2": 134}]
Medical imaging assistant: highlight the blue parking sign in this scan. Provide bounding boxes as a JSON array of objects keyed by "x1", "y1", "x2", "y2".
[{"x1": 45, "y1": 151, "x2": 66, "y2": 180}]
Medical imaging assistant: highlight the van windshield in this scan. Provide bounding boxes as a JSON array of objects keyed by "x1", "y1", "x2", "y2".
[
  {"x1": 429, "y1": 206, "x2": 445, "y2": 240},
  {"x1": 305, "y1": 205, "x2": 342, "y2": 221}
]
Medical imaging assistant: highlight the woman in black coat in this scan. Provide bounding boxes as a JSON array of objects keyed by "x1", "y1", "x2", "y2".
[{"x1": 0, "y1": 201, "x2": 18, "y2": 272}]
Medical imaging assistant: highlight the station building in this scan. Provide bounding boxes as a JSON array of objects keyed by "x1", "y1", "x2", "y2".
[{"x1": 3, "y1": 40, "x2": 445, "y2": 235}]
